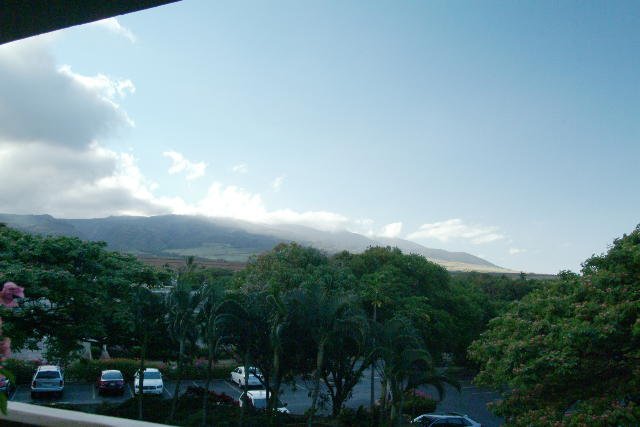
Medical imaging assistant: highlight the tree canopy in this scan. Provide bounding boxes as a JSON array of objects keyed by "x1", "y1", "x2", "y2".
[{"x1": 469, "y1": 225, "x2": 640, "y2": 426}]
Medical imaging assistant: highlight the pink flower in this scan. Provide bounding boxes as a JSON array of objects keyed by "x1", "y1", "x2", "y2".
[
  {"x1": 0, "y1": 338, "x2": 10, "y2": 359},
  {"x1": 0, "y1": 282, "x2": 24, "y2": 307}
]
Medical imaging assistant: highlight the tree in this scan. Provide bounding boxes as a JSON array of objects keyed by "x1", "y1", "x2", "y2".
[
  {"x1": 375, "y1": 317, "x2": 458, "y2": 427},
  {"x1": 197, "y1": 280, "x2": 237, "y2": 427},
  {"x1": 166, "y1": 266, "x2": 201, "y2": 422},
  {"x1": 0, "y1": 226, "x2": 162, "y2": 363},
  {"x1": 320, "y1": 305, "x2": 373, "y2": 416},
  {"x1": 131, "y1": 285, "x2": 164, "y2": 421},
  {"x1": 469, "y1": 225, "x2": 640, "y2": 426},
  {"x1": 304, "y1": 285, "x2": 362, "y2": 426}
]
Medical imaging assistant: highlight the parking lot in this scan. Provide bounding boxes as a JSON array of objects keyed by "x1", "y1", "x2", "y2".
[{"x1": 9, "y1": 373, "x2": 503, "y2": 426}]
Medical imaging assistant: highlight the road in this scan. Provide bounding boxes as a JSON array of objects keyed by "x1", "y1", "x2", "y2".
[{"x1": 9, "y1": 374, "x2": 503, "y2": 426}]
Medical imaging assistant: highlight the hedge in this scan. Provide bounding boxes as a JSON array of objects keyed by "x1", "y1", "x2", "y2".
[
  {"x1": 3, "y1": 357, "x2": 239, "y2": 384},
  {"x1": 2, "y1": 359, "x2": 43, "y2": 385},
  {"x1": 63, "y1": 358, "x2": 237, "y2": 383}
]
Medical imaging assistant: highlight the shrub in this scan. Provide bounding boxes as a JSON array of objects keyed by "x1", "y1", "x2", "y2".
[
  {"x1": 2, "y1": 358, "x2": 42, "y2": 384},
  {"x1": 64, "y1": 358, "x2": 235, "y2": 383},
  {"x1": 337, "y1": 406, "x2": 374, "y2": 427},
  {"x1": 65, "y1": 358, "x2": 164, "y2": 382},
  {"x1": 403, "y1": 389, "x2": 437, "y2": 416}
]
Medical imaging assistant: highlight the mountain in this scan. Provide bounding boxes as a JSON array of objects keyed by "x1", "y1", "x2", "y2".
[{"x1": 0, "y1": 213, "x2": 513, "y2": 272}]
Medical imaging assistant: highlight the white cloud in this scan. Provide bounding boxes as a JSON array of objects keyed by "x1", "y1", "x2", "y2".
[
  {"x1": 59, "y1": 65, "x2": 135, "y2": 100},
  {"x1": 232, "y1": 163, "x2": 249, "y2": 174},
  {"x1": 163, "y1": 151, "x2": 207, "y2": 180},
  {"x1": 0, "y1": 39, "x2": 133, "y2": 148},
  {"x1": 407, "y1": 218, "x2": 506, "y2": 245},
  {"x1": 378, "y1": 222, "x2": 403, "y2": 238},
  {"x1": 271, "y1": 175, "x2": 285, "y2": 192},
  {"x1": 509, "y1": 248, "x2": 526, "y2": 255},
  {"x1": 93, "y1": 18, "x2": 136, "y2": 43},
  {"x1": 1, "y1": 37, "x2": 502, "y2": 241}
]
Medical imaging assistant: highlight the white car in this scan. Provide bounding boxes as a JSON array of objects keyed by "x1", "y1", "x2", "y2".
[
  {"x1": 239, "y1": 389, "x2": 289, "y2": 413},
  {"x1": 413, "y1": 413, "x2": 481, "y2": 427},
  {"x1": 230, "y1": 366, "x2": 262, "y2": 388},
  {"x1": 134, "y1": 368, "x2": 164, "y2": 395},
  {"x1": 31, "y1": 365, "x2": 64, "y2": 398}
]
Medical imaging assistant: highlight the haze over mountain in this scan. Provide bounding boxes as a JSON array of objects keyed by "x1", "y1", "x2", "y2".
[{"x1": 0, "y1": 213, "x2": 513, "y2": 273}]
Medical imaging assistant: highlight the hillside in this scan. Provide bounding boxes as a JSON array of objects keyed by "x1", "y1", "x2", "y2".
[{"x1": 0, "y1": 213, "x2": 514, "y2": 273}]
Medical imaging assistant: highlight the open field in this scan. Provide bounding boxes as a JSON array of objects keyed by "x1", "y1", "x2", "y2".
[{"x1": 136, "y1": 255, "x2": 246, "y2": 271}]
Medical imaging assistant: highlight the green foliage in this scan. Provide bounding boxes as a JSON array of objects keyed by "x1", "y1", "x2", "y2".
[
  {"x1": 469, "y1": 225, "x2": 640, "y2": 426},
  {"x1": 402, "y1": 390, "x2": 437, "y2": 417},
  {"x1": 62, "y1": 358, "x2": 234, "y2": 383},
  {"x1": 2, "y1": 358, "x2": 41, "y2": 384},
  {"x1": 65, "y1": 358, "x2": 163, "y2": 382},
  {"x1": 0, "y1": 226, "x2": 165, "y2": 362}
]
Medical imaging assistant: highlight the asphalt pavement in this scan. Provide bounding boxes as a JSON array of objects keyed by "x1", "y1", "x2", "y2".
[{"x1": 9, "y1": 374, "x2": 503, "y2": 426}]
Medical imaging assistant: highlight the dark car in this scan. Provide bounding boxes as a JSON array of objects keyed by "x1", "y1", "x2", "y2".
[
  {"x1": 97, "y1": 370, "x2": 125, "y2": 395},
  {"x1": 0, "y1": 374, "x2": 15, "y2": 396}
]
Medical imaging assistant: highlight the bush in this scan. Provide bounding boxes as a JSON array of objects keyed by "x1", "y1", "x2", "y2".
[
  {"x1": 2, "y1": 358, "x2": 43, "y2": 384},
  {"x1": 337, "y1": 406, "x2": 374, "y2": 427},
  {"x1": 403, "y1": 389, "x2": 437, "y2": 417},
  {"x1": 65, "y1": 358, "x2": 164, "y2": 382},
  {"x1": 64, "y1": 358, "x2": 236, "y2": 383}
]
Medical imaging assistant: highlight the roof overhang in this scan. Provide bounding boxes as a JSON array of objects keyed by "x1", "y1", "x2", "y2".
[{"x1": 1, "y1": 0, "x2": 181, "y2": 45}]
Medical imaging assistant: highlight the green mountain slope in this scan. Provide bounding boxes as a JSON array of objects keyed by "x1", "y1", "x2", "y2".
[{"x1": 0, "y1": 213, "x2": 512, "y2": 272}]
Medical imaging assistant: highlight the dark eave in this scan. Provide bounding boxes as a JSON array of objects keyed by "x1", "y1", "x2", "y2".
[{"x1": 0, "y1": 0, "x2": 181, "y2": 45}]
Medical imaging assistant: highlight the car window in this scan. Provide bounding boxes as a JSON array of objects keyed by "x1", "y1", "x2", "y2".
[
  {"x1": 144, "y1": 371, "x2": 162, "y2": 379},
  {"x1": 461, "y1": 419, "x2": 473, "y2": 426},
  {"x1": 36, "y1": 371, "x2": 60, "y2": 379},
  {"x1": 102, "y1": 372, "x2": 123, "y2": 380}
]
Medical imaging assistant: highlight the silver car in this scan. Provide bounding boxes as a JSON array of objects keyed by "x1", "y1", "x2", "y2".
[{"x1": 31, "y1": 365, "x2": 64, "y2": 398}]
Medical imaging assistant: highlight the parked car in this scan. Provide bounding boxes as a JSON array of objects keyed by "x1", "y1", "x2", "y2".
[
  {"x1": 0, "y1": 374, "x2": 15, "y2": 396},
  {"x1": 134, "y1": 368, "x2": 164, "y2": 395},
  {"x1": 413, "y1": 413, "x2": 481, "y2": 427},
  {"x1": 230, "y1": 366, "x2": 262, "y2": 388},
  {"x1": 31, "y1": 365, "x2": 64, "y2": 398},
  {"x1": 239, "y1": 389, "x2": 289, "y2": 413},
  {"x1": 97, "y1": 369, "x2": 125, "y2": 395}
]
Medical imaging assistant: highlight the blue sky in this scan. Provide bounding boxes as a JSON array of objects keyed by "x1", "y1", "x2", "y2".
[{"x1": 0, "y1": 1, "x2": 638, "y2": 273}]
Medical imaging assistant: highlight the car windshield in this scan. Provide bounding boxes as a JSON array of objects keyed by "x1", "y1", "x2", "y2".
[
  {"x1": 102, "y1": 372, "x2": 123, "y2": 380},
  {"x1": 141, "y1": 371, "x2": 161, "y2": 379},
  {"x1": 36, "y1": 371, "x2": 60, "y2": 379}
]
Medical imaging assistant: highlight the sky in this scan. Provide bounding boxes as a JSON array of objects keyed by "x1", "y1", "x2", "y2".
[{"x1": 0, "y1": 0, "x2": 638, "y2": 273}]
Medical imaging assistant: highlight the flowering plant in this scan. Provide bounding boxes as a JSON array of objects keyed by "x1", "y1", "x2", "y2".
[{"x1": 0, "y1": 281, "x2": 25, "y2": 414}]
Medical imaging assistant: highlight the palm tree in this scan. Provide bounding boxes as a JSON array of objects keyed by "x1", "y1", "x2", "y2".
[
  {"x1": 305, "y1": 285, "x2": 361, "y2": 427},
  {"x1": 196, "y1": 282, "x2": 228, "y2": 427},
  {"x1": 375, "y1": 317, "x2": 459, "y2": 427},
  {"x1": 167, "y1": 270, "x2": 201, "y2": 422}
]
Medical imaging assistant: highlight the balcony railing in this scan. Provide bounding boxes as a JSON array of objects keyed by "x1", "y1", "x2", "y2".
[{"x1": 0, "y1": 402, "x2": 171, "y2": 426}]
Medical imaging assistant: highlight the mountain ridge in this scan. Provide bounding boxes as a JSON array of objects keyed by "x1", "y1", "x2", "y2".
[{"x1": 0, "y1": 213, "x2": 514, "y2": 273}]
